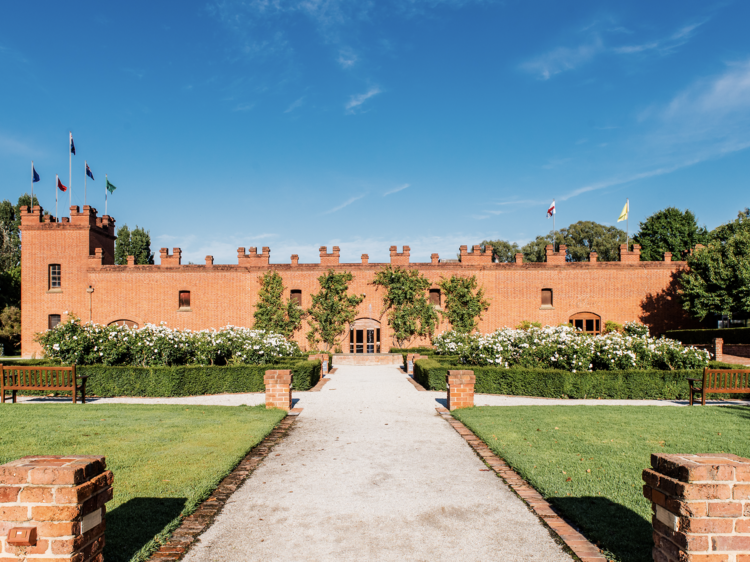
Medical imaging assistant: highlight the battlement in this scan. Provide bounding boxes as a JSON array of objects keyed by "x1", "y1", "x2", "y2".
[
  {"x1": 390, "y1": 245, "x2": 410, "y2": 265},
  {"x1": 460, "y1": 245, "x2": 492, "y2": 265},
  {"x1": 238, "y1": 246, "x2": 270, "y2": 266},
  {"x1": 320, "y1": 246, "x2": 340, "y2": 266},
  {"x1": 160, "y1": 248, "x2": 182, "y2": 267}
]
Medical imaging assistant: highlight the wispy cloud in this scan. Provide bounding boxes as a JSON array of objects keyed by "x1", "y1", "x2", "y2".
[
  {"x1": 337, "y1": 47, "x2": 358, "y2": 69},
  {"x1": 284, "y1": 96, "x2": 306, "y2": 113},
  {"x1": 0, "y1": 132, "x2": 42, "y2": 157},
  {"x1": 542, "y1": 157, "x2": 572, "y2": 170},
  {"x1": 323, "y1": 194, "x2": 367, "y2": 214},
  {"x1": 521, "y1": 38, "x2": 603, "y2": 80},
  {"x1": 233, "y1": 102, "x2": 255, "y2": 112},
  {"x1": 345, "y1": 87, "x2": 382, "y2": 113},
  {"x1": 613, "y1": 21, "x2": 706, "y2": 56},
  {"x1": 383, "y1": 183, "x2": 409, "y2": 196}
]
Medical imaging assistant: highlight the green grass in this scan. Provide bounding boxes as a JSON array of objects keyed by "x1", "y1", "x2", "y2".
[
  {"x1": 453, "y1": 405, "x2": 750, "y2": 562},
  {"x1": 0, "y1": 404, "x2": 286, "y2": 562}
]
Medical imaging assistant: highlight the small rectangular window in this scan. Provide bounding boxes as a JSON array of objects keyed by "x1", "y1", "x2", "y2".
[
  {"x1": 48, "y1": 314, "x2": 61, "y2": 329},
  {"x1": 179, "y1": 291, "x2": 191, "y2": 309},
  {"x1": 429, "y1": 289, "x2": 441, "y2": 306},
  {"x1": 541, "y1": 289, "x2": 553, "y2": 306},
  {"x1": 49, "y1": 264, "x2": 61, "y2": 289},
  {"x1": 290, "y1": 290, "x2": 302, "y2": 305}
]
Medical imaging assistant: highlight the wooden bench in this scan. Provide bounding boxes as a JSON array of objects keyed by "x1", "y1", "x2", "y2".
[
  {"x1": 688, "y1": 368, "x2": 750, "y2": 406},
  {"x1": 0, "y1": 364, "x2": 90, "y2": 404}
]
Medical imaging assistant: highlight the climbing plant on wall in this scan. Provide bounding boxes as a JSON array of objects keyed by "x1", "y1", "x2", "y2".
[
  {"x1": 438, "y1": 275, "x2": 490, "y2": 333},
  {"x1": 372, "y1": 266, "x2": 439, "y2": 348},
  {"x1": 306, "y1": 270, "x2": 364, "y2": 351},
  {"x1": 253, "y1": 271, "x2": 304, "y2": 338}
]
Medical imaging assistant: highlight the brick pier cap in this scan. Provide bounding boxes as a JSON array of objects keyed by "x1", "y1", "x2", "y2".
[
  {"x1": 0, "y1": 455, "x2": 114, "y2": 561},
  {"x1": 643, "y1": 453, "x2": 750, "y2": 562}
]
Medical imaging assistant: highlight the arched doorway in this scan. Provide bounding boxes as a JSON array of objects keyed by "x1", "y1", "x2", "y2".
[
  {"x1": 349, "y1": 318, "x2": 381, "y2": 354},
  {"x1": 569, "y1": 312, "x2": 601, "y2": 335}
]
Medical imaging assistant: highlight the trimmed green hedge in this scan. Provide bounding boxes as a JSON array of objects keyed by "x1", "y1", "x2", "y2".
[
  {"x1": 414, "y1": 358, "x2": 747, "y2": 400},
  {"x1": 5, "y1": 360, "x2": 320, "y2": 398},
  {"x1": 666, "y1": 328, "x2": 750, "y2": 345}
]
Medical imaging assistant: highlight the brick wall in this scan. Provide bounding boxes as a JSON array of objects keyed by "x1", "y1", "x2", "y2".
[
  {"x1": 20, "y1": 206, "x2": 699, "y2": 357},
  {"x1": 0, "y1": 455, "x2": 113, "y2": 561},
  {"x1": 643, "y1": 453, "x2": 750, "y2": 562}
]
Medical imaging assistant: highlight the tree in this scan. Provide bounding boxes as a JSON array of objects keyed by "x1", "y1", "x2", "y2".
[
  {"x1": 520, "y1": 221, "x2": 625, "y2": 262},
  {"x1": 115, "y1": 224, "x2": 154, "y2": 265},
  {"x1": 0, "y1": 305, "x2": 21, "y2": 352},
  {"x1": 633, "y1": 207, "x2": 708, "y2": 261},
  {"x1": 306, "y1": 270, "x2": 364, "y2": 351},
  {"x1": 372, "y1": 266, "x2": 440, "y2": 347},
  {"x1": 0, "y1": 194, "x2": 40, "y2": 311},
  {"x1": 253, "y1": 271, "x2": 304, "y2": 338},
  {"x1": 438, "y1": 275, "x2": 490, "y2": 333},
  {"x1": 680, "y1": 211, "x2": 750, "y2": 321},
  {"x1": 480, "y1": 240, "x2": 520, "y2": 263}
]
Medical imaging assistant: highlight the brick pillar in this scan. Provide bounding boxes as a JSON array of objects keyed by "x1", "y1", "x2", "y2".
[
  {"x1": 643, "y1": 453, "x2": 750, "y2": 562},
  {"x1": 713, "y1": 338, "x2": 724, "y2": 363},
  {"x1": 321, "y1": 355, "x2": 329, "y2": 376},
  {"x1": 264, "y1": 370, "x2": 292, "y2": 411},
  {"x1": 407, "y1": 354, "x2": 418, "y2": 375},
  {"x1": 446, "y1": 370, "x2": 475, "y2": 410},
  {"x1": 0, "y1": 455, "x2": 113, "y2": 561}
]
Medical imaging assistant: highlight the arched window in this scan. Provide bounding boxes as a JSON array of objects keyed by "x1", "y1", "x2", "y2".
[
  {"x1": 108, "y1": 320, "x2": 139, "y2": 328},
  {"x1": 569, "y1": 312, "x2": 601, "y2": 335}
]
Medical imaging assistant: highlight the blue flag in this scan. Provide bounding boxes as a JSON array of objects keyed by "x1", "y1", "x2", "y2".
[
  {"x1": 86, "y1": 163, "x2": 94, "y2": 180},
  {"x1": 32, "y1": 165, "x2": 40, "y2": 183},
  {"x1": 70, "y1": 132, "x2": 75, "y2": 155}
]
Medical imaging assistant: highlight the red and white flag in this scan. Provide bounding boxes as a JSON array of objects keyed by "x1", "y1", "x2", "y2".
[
  {"x1": 546, "y1": 199, "x2": 555, "y2": 218},
  {"x1": 56, "y1": 175, "x2": 68, "y2": 192}
]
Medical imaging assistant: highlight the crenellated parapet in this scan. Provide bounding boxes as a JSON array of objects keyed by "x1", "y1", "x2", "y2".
[
  {"x1": 320, "y1": 246, "x2": 340, "y2": 266},
  {"x1": 238, "y1": 246, "x2": 270, "y2": 266},
  {"x1": 460, "y1": 245, "x2": 492, "y2": 265},
  {"x1": 390, "y1": 245, "x2": 410, "y2": 265}
]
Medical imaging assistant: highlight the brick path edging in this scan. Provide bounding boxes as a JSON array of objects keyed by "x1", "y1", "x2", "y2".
[
  {"x1": 147, "y1": 408, "x2": 303, "y2": 561},
  {"x1": 436, "y1": 407, "x2": 609, "y2": 562}
]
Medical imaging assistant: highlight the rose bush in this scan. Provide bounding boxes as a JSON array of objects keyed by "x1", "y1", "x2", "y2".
[
  {"x1": 432, "y1": 324, "x2": 709, "y2": 371},
  {"x1": 36, "y1": 315, "x2": 300, "y2": 366}
]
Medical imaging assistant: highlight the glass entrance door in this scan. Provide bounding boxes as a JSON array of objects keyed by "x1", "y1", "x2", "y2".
[{"x1": 350, "y1": 327, "x2": 380, "y2": 353}]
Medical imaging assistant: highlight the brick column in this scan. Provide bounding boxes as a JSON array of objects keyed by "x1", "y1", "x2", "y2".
[
  {"x1": 0, "y1": 455, "x2": 113, "y2": 561},
  {"x1": 643, "y1": 453, "x2": 750, "y2": 562},
  {"x1": 714, "y1": 338, "x2": 724, "y2": 363},
  {"x1": 264, "y1": 370, "x2": 292, "y2": 411},
  {"x1": 446, "y1": 370, "x2": 475, "y2": 410}
]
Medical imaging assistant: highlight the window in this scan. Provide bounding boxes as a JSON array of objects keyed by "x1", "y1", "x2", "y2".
[
  {"x1": 48, "y1": 314, "x2": 61, "y2": 329},
  {"x1": 569, "y1": 312, "x2": 601, "y2": 335},
  {"x1": 290, "y1": 290, "x2": 302, "y2": 306},
  {"x1": 179, "y1": 291, "x2": 191, "y2": 309},
  {"x1": 49, "y1": 264, "x2": 61, "y2": 289},
  {"x1": 541, "y1": 289, "x2": 553, "y2": 307},
  {"x1": 429, "y1": 289, "x2": 441, "y2": 306}
]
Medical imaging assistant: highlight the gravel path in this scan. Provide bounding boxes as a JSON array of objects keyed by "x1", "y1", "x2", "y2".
[{"x1": 182, "y1": 365, "x2": 572, "y2": 562}]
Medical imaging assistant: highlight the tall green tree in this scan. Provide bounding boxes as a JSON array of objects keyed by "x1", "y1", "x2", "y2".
[
  {"x1": 306, "y1": 270, "x2": 364, "y2": 351},
  {"x1": 680, "y1": 210, "x2": 750, "y2": 321},
  {"x1": 438, "y1": 275, "x2": 490, "y2": 333},
  {"x1": 480, "y1": 240, "x2": 520, "y2": 262},
  {"x1": 633, "y1": 207, "x2": 708, "y2": 261},
  {"x1": 372, "y1": 266, "x2": 439, "y2": 347},
  {"x1": 253, "y1": 271, "x2": 304, "y2": 338},
  {"x1": 520, "y1": 221, "x2": 625, "y2": 262},
  {"x1": 115, "y1": 224, "x2": 154, "y2": 265}
]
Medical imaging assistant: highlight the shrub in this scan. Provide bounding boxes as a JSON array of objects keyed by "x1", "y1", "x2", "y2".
[
  {"x1": 414, "y1": 358, "x2": 735, "y2": 400},
  {"x1": 603, "y1": 321, "x2": 623, "y2": 334},
  {"x1": 665, "y1": 327, "x2": 750, "y2": 345},
  {"x1": 432, "y1": 325, "x2": 709, "y2": 371},
  {"x1": 516, "y1": 321, "x2": 542, "y2": 330},
  {"x1": 624, "y1": 321, "x2": 649, "y2": 337},
  {"x1": 35, "y1": 316, "x2": 300, "y2": 367}
]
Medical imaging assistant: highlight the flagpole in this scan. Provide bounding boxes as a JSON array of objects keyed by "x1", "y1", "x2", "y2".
[
  {"x1": 30, "y1": 161, "x2": 34, "y2": 213},
  {"x1": 553, "y1": 198, "x2": 556, "y2": 251},
  {"x1": 626, "y1": 198, "x2": 630, "y2": 250},
  {"x1": 105, "y1": 174, "x2": 108, "y2": 216},
  {"x1": 69, "y1": 132, "x2": 72, "y2": 217},
  {"x1": 55, "y1": 174, "x2": 59, "y2": 219},
  {"x1": 84, "y1": 160, "x2": 87, "y2": 207}
]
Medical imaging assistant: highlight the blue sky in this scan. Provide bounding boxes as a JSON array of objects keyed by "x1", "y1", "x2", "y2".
[{"x1": 1, "y1": 0, "x2": 749, "y2": 263}]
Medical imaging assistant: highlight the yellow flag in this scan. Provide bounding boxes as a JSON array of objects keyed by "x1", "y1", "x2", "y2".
[{"x1": 617, "y1": 200, "x2": 629, "y2": 222}]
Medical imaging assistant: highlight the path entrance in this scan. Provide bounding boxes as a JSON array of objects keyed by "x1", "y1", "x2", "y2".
[{"x1": 183, "y1": 365, "x2": 572, "y2": 561}]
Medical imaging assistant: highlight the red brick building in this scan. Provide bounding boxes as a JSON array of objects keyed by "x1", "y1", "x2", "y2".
[{"x1": 20, "y1": 205, "x2": 691, "y2": 357}]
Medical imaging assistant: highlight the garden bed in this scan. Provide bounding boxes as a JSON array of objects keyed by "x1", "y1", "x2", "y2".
[
  {"x1": 453, "y1": 405, "x2": 750, "y2": 562},
  {"x1": 0, "y1": 403, "x2": 286, "y2": 562}
]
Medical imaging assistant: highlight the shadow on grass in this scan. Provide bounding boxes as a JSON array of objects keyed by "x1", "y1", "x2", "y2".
[
  {"x1": 105, "y1": 497, "x2": 187, "y2": 562},
  {"x1": 552, "y1": 496, "x2": 652, "y2": 562}
]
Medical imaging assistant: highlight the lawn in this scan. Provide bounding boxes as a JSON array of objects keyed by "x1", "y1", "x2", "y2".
[
  {"x1": 453, "y1": 405, "x2": 750, "y2": 562},
  {"x1": 0, "y1": 404, "x2": 286, "y2": 562}
]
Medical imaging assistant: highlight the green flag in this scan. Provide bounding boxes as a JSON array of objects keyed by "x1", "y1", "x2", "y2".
[{"x1": 106, "y1": 178, "x2": 117, "y2": 194}]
